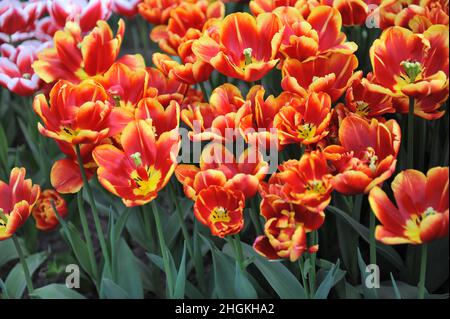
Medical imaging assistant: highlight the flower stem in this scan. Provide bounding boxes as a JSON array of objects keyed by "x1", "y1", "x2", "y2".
[
  {"x1": 418, "y1": 244, "x2": 428, "y2": 299},
  {"x1": 308, "y1": 231, "x2": 317, "y2": 296},
  {"x1": 249, "y1": 196, "x2": 263, "y2": 235},
  {"x1": 12, "y1": 235, "x2": 34, "y2": 295},
  {"x1": 369, "y1": 211, "x2": 377, "y2": 266},
  {"x1": 168, "y1": 182, "x2": 206, "y2": 292},
  {"x1": 298, "y1": 256, "x2": 310, "y2": 298},
  {"x1": 151, "y1": 200, "x2": 175, "y2": 298},
  {"x1": 407, "y1": 97, "x2": 415, "y2": 169},
  {"x1": 75, "y1": 144, "x2": 111, "y2": 268}
]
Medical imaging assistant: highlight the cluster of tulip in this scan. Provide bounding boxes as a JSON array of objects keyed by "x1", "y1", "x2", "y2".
[{"x1": 0, "y1": 0, "x2": 448, "y2": 300}]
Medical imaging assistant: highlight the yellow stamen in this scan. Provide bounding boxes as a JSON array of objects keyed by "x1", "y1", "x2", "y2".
[{"x1": 210, "y1": 207, "x2": 231, "y2": 223}]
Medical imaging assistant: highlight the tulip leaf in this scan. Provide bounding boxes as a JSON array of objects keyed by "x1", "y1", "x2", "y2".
[
  {"x1": 59, "y1": 222, "x2": 95, "y2": 280},
  {"x1": 101, "y1": 278, "x2": 130, "y2": 299},
  {"x1": 0, "y1": 238, "x2": 28, "y2": 268},
  {"x1": 201, "y1": 236, "x2": 237, "y2": 299},
  {"x1": 173, "y1": 242, "x2": 187, "y2": 299},
  {"x1": 4, "y1": 251, "x2": 49, "y2": 299},
  {"x1": 110, "y1": 238, "x2": 144, "y2": 299},
  {"x1": 390, "y1": 273, "x2": 402, "y2": 299},
  {"x1": 357, "y1": 248, "x2": 378, "y2": 299},
  {"x1": 237, "y1": 242, "x2": 307, "y2": 299},
  {"x1": 234, "y1": 262, "x2": 258, "y2": 299},
  {"x1": 30, "y1": 284, "x2": 85, "y2": 299},
  {"x1": 314, "y1": 260, "x2": 342, "y2": 299},
  {"x1": 328, "y1": 205, "x2": 405, "y2": 271}
]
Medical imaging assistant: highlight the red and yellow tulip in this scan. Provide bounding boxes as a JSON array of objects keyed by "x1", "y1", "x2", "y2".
[
  {"x1": 194, "y1": 185, "x2": 245, "y2": 238},
  {"x1": 254, "y1": 194, "x2": 323, "y2": 261},
  {"x1": 260, "y1": 151, "x2": 333, "y2": 212},
  {"x1": 92, "y1": 120, "x2": 180, "y2": 207},
  {"x1": 369, "y1": 167, "x2": 449, "y2": 245},
  {"x1": 324, "y1": 115, "x2": 401, "y2": 194},
  {"x1": 33, "y1": 79, "x2": 128, "y2": 145},
  {"x1": 32, "y1": 189, "x2": 68, "y2": 231},
  {"x1": 0, "y1": 168, "x2": 40, "y2": 240},
  {"x1": 192, "y1": 12, "x2": 284, "y2": 82},
  {"x1": 274, "y1": 91, "x2": 332, "y2": 146}
]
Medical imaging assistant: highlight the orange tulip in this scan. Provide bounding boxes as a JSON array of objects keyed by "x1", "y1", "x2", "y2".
[
  {"x1": 376, "y1": 0, "x2": 448, "y2": 31},
  {"x1": 320, "y1": 0, "x2": 372, "y2": 26},
  {"x1": 95, "y1": 58, "x2": 148, "y2": 113},
  {"x1": 239, "y1": 85, "x2": 295, "y2": 150},
  {"x1": 369, "y1": 167, "x2": 449, "y2": 245},
  {"x1": 50, "y1": 141, "x2": 97, "y2": 194},
  {"x1": 33, "y1": 19, "x2": 125, "y2": 84},
  {"x1": 344, "y1": 74, "x2": 396, "y2": 119},
  {"x1": 249, "y1": 0, "x2": 301, "y2": 16},
  {"x1": 260, "y1": 151, "x2": 333, "y2": 212},
  {"x1": 194, "y1": 185, "x2": 245, "y2": 238},
  {"x1": 253, "y1": 195, "x2": 323, "y2": 261},
  {"x1": 370, "y1": 25, "x2": 449, "y2": 119},
  {"x1": 324, "y1": 115, "x2": 401, "y2": 194},
  {"x1": 175, "y1": 143, "x2": 269, "y2": 200},
  {"x1": 192, "y1": 12, "x2": 284, "y2": 82},
  {"x1": 0, "y1": 168, "x2": 40, "y2": 240},
  {"x1": 282, "y1": 52, "x2": 361, "y2": 102},
  {"x1": 146, "y1": 67, "x2": 188, "y2": 107},
  {"x1": 33, "y1": 79, "x2": 128, "y2": 145},
  {"x1": 275, "y1": 6, "x2": 357, "y2": 61},
  {"x1": 150, "y1": 0, "x2": 225, "y2": 56},
  {"x1": 32, "y1": 190, "x2": 68, "y2": 231},
  {"x1": 181, "y1": 83, "x2": 246, "y2": 141},
  {"x1": 92, "y1": 120, "x2": 180, "y2": 207},
  {"x1": 138, "y1": 0, "x2": 181, "y2": 25},
  {"x1": 274, "y1": 91, "x2": 332, "y2": 146}
]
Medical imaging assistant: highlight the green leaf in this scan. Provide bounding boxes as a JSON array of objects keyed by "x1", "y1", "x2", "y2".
[
  {"x1": 234, "y1": 262, "x2": 258, "y2": 299},
  {"x1": 328, "y1": 205, "x2": 405, "y2": 271},
  {"x1": 101, "y1": 279, "x2": 130, "y2": 299},
  {"x1": 5, "y1": 251, "x2": 49, "y2": 299},
  {"x1": 0, "y1": 238, "x2": 28, "y2": 268},
  {"x1": 202, "y1": 237, "x2": 236, "y2": 299},
  {"x1": 30, "y1": 284, "x2": 86, "y2": 299},
  {"x1": 314, "y1": 260, "x2": 342, "y2": 299},
  {"x1": 59, "y1": 222, "x2": 95, "y2": 280},
  {"x1": 390, "y1": 273, "x2": 402, "y2": 299},
  {"x1": 237, "y1": 243, "x2": 306, "y2": 299},
  {"x1": 173, "y1": 242, "x2": 187, "y2": 299},
  {"x1": 110, "y1": 239, "x2": 144, "y2": 299},
  {"x1": 357, "y1": 248, "x2": 378, "y2": 299}
]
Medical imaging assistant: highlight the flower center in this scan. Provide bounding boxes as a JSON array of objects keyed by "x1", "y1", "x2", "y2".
[
  {"x1": 210, "y1": 207, "x2": 230, "y2": 223},
  {"x1": 305, "y1": 180, "x2": 326, "y2": 195},
  {"x1": 130, "y1": 153, "x2": 161, "y2": 196},
  {"x1": 356, "y1": 101, "x2": 370, "y2": 117},
  {"x1": 401, "y1": 60, "x2": 423, "y2": 83},
  {"x1": 298, "y1": 123, "x2": 317, "y2": 140},
  {"x1": 243, "y1": 48, "x2": 253, "y2": 66}
]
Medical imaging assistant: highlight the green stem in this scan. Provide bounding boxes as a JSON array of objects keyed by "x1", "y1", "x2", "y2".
[
  {"x1": 75, "y1": 144, "x2": 111, "y2": 268},
  {"x1": 168, "y1": 182, "x2": 206, "y2": 292},
  {"x1": 249, "y1": 196, "x2": 263, "y2": 235},
  {"x1": 418, "y1": 244, "x2": 428, "y2": 299},
  {"x1": 407, "y1": 97, "x2": 415, "y2": 169},
  {"x1": 298, "y1": 257, "x2": 310, "y2": 298},
  {"x1": 76, "y1": 194, "x2": 98, "y2": 280},
  {"x1": 151, "y1": 200, "x2": 175, "y2": 298},
  {"x1": 199, "y1": 82, "x2": 209, "y2": 101},
  {"x1": 308, "y1": 231, "x2": 317, "y2": 296},
  {"x1": 369, "y1": 211, "x2": 377, "y2": 266},
  {"x1": 12, "y1": 235, "x2": 34, "y2": 295}
]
